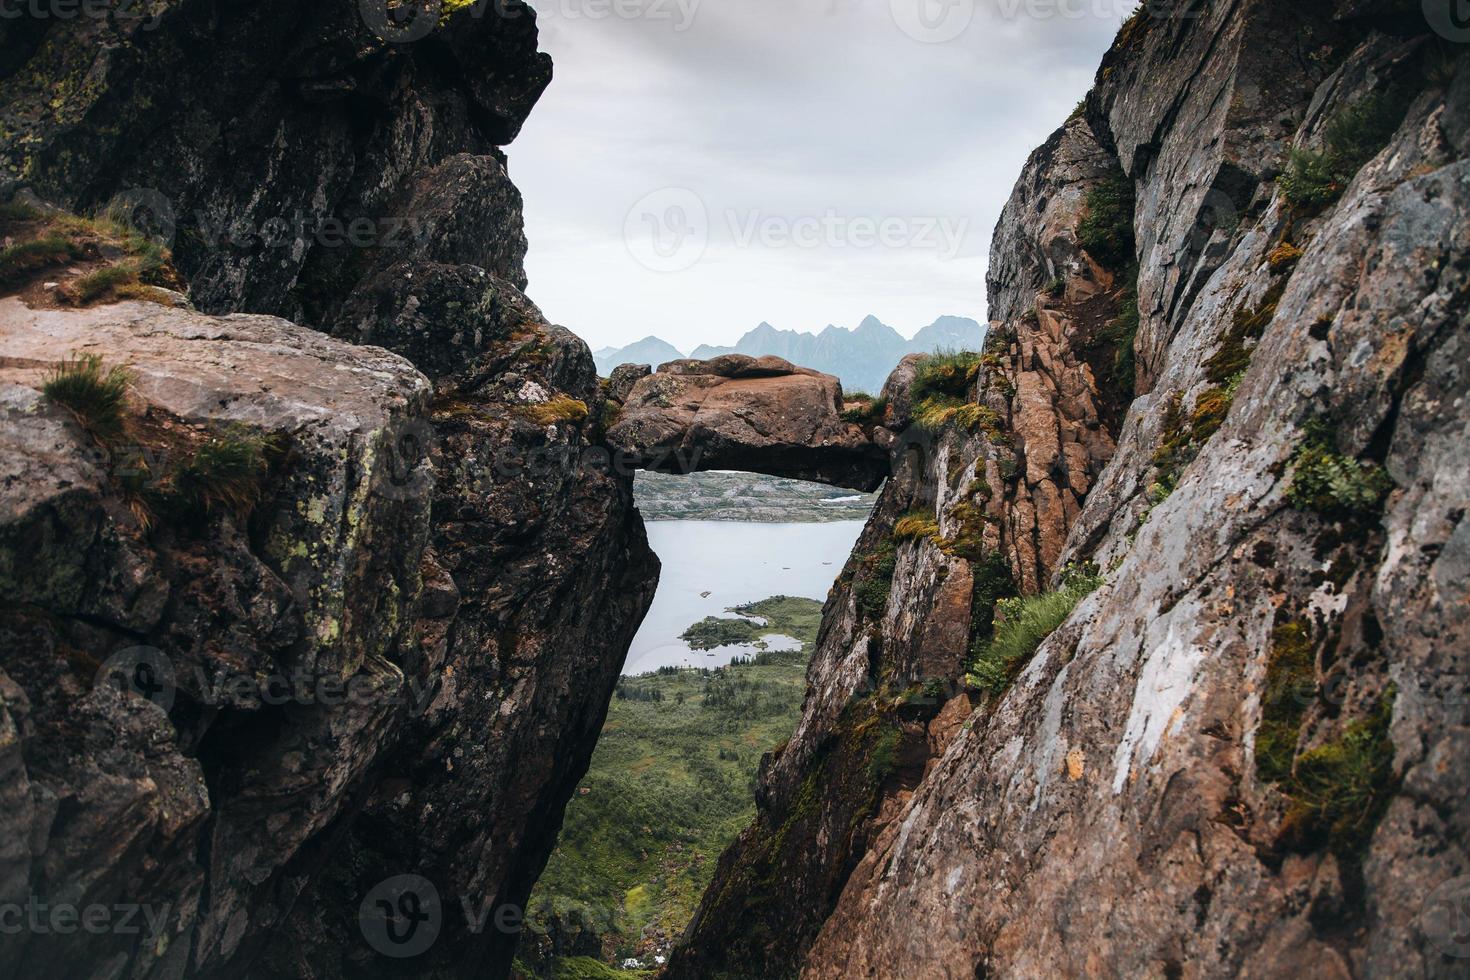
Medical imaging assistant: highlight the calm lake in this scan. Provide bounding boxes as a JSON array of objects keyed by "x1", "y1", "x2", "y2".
[{"x1": 623, "y1": 520, "x2": 868, "y2": 676}]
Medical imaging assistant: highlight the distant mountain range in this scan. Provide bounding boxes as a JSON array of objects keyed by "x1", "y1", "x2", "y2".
[{"x1": 593, "y1": 315, "x2": 985, "y2": 395}]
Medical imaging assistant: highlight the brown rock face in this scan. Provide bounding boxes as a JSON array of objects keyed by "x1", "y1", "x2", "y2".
[
  {"x1": 607, "y1": 354, "x2": 890, "y2": 491},
  {"x1": 676, "y1": 7, "x2": 1470, "y2": 980}
]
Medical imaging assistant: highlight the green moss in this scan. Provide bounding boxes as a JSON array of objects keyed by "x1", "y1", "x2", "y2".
[
  {"x1": 1204, "y1": 280, "x2": 1285, "y2": 385},
  {"x1": 967, "y1": 563, "x2": 1102, "y2": 697},
  {"x1": 965, "y1": 551, "x2": 1016, "y2": 654},
  {"x1": 525, "y1": 395, "x2": 590, "y2": 426},
  {"x1": 1286, "y1": 417, "x2": 1392, "y2": 519},
  {"x1": 1077, "y1": 167, "x2": 1136, "y2": 271},
  {"x1": 42, "y1": 353, "x2": 131, "y2": 440},
  {"x1": 551, "y1": 957, "x2": 653, "y2": 979},
  {"x1": 1255, "y1": 618, "x2": 1316, "y2": 784},
  {"x1": 854, "y1": 540, "x2": 898, "y2": 620}
]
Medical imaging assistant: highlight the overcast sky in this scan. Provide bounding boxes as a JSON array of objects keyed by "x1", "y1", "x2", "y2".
[{"x1": 510, "y1": 0, "x2": 1136, "y2": 353}]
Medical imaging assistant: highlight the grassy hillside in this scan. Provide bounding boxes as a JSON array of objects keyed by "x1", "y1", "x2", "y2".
[{"x1": 521, "y1": 597, "x2": 822, "y2": 973}]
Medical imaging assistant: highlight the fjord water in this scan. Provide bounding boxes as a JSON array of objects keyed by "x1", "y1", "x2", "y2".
[{"x1": 624, "y1": 520, "x2": 868, "y2": 675}]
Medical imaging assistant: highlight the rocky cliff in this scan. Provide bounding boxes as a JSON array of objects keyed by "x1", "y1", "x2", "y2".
[
  {"x1": 0, "y1": 5, "x2": 658, "y2": 979},
  {"x1": 671, "y1": 2, "x2": 1470, "y2": 977}
]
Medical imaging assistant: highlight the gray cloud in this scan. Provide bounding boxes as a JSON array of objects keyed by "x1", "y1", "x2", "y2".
[{"x1": 512, "y1": 0, "x2": 1134, "y2": 352}]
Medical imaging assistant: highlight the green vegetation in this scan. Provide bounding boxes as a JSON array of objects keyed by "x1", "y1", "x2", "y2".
[
  {"x1": 1077, "y1": 169, "x2": 1136, "y2": 271},
  {"x1": 1043, "y1": 275, "x2": 1065, "y2": 298},
  {"x1": 526, "y1": 395, "x2": 590, "y2": 426},
  {"x1": 42, "y1": 354, "x2": 131, "y2": 440},
  {"x1": 1286, "y1": 417, "x2": 1392, "y2": 519},
  {"x1": 547, "y1": 958, "x2": 653, "y2": 980},
  {"x1": 0, "y1": 202, "x2": 173, "y2": 301},
  {"x1": 168, "y1": 427, "x2": 274, "y2": 517},
  {"x1": 1098, "y1": 283, "x2": 1140, "y2": 396},
  {"x1": 0, "y1": 235, "x2": 77, "y2": 283},
  {"x1": 1279, "y1": 91, "x2": 1415, "y2": 212},
  {"x1": 840, "y1": 394, "x2": 888, "y2": 425},
  {"x1": 892, "y1": 510, "x2": 940, "y2": 543},
  {"x1": 909, "y1": 350, "x2": 986, "y2": 433},
  {"x1": 1205, "y1": 280, "x2": 1284, "y2": 385},
  {"x1": 967, "y1": 563, "x2": 1103, "y2": 696},
  {"x1": 853, "y1": 539, "x2": 898, "y2": 620},
  {"x1": 1278, "y1": 693, "x2": 1397, "y2": 857},
  {"x1": 1254, "y1": 618, "x2": 1316, "y2": 784},
  {"x1": 528, "y1": 596, "x2": 822, "y2": 970}
]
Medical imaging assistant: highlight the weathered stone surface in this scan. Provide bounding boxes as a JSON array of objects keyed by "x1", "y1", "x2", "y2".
[
  {"x1": 607, "y1": 355, "x2": 890, "y2": 491},
  {"x1": 0, "y1": 299, "x2": 434, "y2": 978},
  {"x1": 676, "y1": 10, "x2": 1470, "y2": 980}
]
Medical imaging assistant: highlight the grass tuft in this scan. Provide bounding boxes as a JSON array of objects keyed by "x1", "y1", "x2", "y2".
[
  {"x1": 967, "y1": 563, "x2": 1103, "y2": 697},
  {"x1": 168, "y1": 427, "x2": 274, "y2": 516},
  {"x1": 42, "y1": 354, "x2": 131, "y2": 440},
  {"x1": 892, "y1": 511, "x2": 940, "y2": 543},
  {"x1": 0, "y1": 235, "x2": 77, "y2": 283}
]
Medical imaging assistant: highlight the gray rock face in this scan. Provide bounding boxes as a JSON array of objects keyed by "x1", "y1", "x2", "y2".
[
  {"x1": 606, "y1": 355, "x2": 890, "y2": 492},
  {"x1": 674, "y1": 10, "x2": 1470, "y2": 979},
  {"x1": 0, "y1": 5, "x2": 659, "y2": 980}
]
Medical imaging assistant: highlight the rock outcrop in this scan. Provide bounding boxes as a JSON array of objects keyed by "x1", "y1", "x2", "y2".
[
  {"x1": 672, "y1": 4, "x2": 1470, "y2": 977},
  {"x1": 0, "y1": 5, "x2": 658, "y2": 980},
  {"x1": 606, "y1": 355, "x2": 890, "y2": 492}
]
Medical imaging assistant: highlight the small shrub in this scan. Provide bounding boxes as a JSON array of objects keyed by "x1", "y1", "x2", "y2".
[
  {"x1": 1043, "y1": 276, "x2": 1065, "y2": 298},
  {"x1": 1077, "y1": 169, "x2": 1136, "y2": 270},
  {"x1": 854, "y1": 541, "x2": 898, "y2": 620},
  {"x1": 1098, "y1": 282, "x2": 1140, "y2": 396},
  {"x1": 525, "y1": 395, "x2": 590, "y2": 426},
  {"x1": 892, "y1": 511, "x2": 939, "y2": 543},
  {"x1": 1278, "y1": 91, "x2": 1415, "y2": 212},
  {"x1": 1286, "y1": 418, "x2": 1392, "y2": 519},
  {"x1": 967, "y1": 564, "x2": 1103, "y2": 696},
  {"x1": 42, "y1": 354, "x2": 131, "y2": 440}
]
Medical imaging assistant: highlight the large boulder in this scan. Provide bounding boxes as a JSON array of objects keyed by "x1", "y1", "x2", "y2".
[{"x1": 607, "y1": 355, "x2": 889, "y2": 492}]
